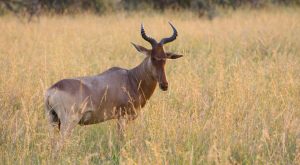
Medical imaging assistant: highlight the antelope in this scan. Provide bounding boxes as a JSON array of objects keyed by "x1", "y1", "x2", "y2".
[{"x1": 45, "y1": 23, "x2": 183, "y2": 146}]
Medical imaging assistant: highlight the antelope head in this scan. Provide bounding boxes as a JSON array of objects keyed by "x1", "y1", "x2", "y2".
[{"x1": 131, "y1": 22, "x2": 183, "y2": 91}]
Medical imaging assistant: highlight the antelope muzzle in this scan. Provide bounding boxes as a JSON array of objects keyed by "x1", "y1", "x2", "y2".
[{"x1": 159, "y1": 82, "x2": 168, "y2": 91}]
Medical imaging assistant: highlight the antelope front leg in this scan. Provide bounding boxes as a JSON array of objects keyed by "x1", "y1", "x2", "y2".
[{"x1": 117, "y1": 117, "x2": 127, "y2": 141}]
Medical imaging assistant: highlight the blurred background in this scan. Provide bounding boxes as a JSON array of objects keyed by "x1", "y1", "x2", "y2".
[{"x1": 1, "y1": 0, "x2": 300, "y2": 20}]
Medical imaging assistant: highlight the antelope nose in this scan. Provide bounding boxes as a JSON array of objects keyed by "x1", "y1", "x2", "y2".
[{"x1": 159, "y1": 83, "x2": 168, "y2": 91}]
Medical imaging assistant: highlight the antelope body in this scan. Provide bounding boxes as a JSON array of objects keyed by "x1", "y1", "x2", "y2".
[{"x1": 45, "y1": 23, "x2": 183, "y2": 143}]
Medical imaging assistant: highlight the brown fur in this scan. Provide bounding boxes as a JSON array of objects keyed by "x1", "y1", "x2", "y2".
[{"x1": 44, "y1": 23, "x2": 183, "y2": 149}]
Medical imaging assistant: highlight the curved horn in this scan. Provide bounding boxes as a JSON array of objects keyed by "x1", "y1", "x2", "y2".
[
  {"x1": 141, "y1": 24, "x2": 157, "y2": 47},
  {"x1": 159, "y1": 22, "x2": 177, "y2": 45}
]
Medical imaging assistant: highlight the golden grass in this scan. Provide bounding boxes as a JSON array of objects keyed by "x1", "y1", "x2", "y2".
[{"x1": 0, "y1": 7, "x2": 300, "y2": 164}]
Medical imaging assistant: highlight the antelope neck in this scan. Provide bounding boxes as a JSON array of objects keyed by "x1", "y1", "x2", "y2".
[{"x1": 128, "y1": 57, "x2": 157, "y2": 100}]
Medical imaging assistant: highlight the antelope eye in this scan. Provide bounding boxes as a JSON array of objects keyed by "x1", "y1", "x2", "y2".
[{"x1": 151, "y1": 57, "x2": 159, "y2": 61}]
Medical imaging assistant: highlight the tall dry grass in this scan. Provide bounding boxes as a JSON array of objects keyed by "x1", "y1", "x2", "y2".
[{"x1": 0, "y1": 7, "x2": 299, "y2": 164}]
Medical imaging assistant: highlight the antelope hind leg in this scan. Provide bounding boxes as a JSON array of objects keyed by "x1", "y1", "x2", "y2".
[{"x1": 55, "y1": 115, "x2": 82, "y2": 152}]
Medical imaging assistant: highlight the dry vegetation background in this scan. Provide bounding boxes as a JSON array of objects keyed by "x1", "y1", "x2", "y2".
[{"x1": 0, "y1": 7, "x2": 300, "y2": 164}]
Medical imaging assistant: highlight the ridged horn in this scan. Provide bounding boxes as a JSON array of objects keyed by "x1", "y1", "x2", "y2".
[
  {"x1": 159, "y1": 22, "x2": 177, "y2": 45},
  {"x1": 141, "y1": 24, "x2": 157, "y2": 47}
]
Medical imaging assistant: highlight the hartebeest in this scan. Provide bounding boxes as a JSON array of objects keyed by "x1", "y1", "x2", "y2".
[{"x1": 45, "y1": 23, "x2": 183, "y2": 144}]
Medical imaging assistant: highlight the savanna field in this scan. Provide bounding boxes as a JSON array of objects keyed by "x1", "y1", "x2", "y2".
[{"x1": 0, "y1": 7, "x2": 299, "y2": 164}]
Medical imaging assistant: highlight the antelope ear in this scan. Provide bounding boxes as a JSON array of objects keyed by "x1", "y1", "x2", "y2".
[
  {"x1": 131, "y1": 43, "x2": 151, "y2": 56},
  {"x1": 166, "y1": 52, "x2": 183, "y2": 59}
]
